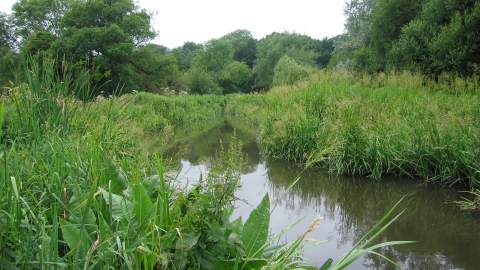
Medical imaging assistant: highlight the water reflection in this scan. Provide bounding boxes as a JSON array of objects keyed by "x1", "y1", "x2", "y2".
[{"x1": 162, "y1": 118, "x2": 480, "y2": 269}]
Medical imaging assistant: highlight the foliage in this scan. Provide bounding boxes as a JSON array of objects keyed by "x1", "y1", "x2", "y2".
[
  {"x1": 192, "y1": 38, "x2": 234, "y2": 74},
  {"x1": 252, "y1": 32, "x2": 319, "y2": 89},
  {"x1": 334, "y1": 0, "x2": 480, "y2": 78},
  {"x1": 51, "y1": 0, "x2": 157, "y2": 94},
  {"x1": 11, "y1": 0, "x2": 71, "y2": 44},
  {"x1": 226, "y1": 70, "x2": 480, "y2": 189},
  {"x1": 273, "y1": 55, "x2": 315, "y2": 86},
  {"x1": 220, "y1": 61, "x2": 254, "y2": 94},
  {"x1": 131, "y1": 44, "x2": 179, "y2": 92},
  {"x1": 221, "y1": 29, "x2": 257, "y2": 68},
  {"x1": 390, "y1": 0, "x2": 480, "y2": 78},
  {"x1": 187, "y1": 67, "x2": 222, "y2": 95},
  {"x1": 170, "y1": 41, "x2": 201, "y2": 72}
]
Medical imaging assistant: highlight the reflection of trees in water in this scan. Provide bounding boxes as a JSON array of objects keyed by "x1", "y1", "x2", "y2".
[
  {"x1": 164, "y1": 119, "x2": 263, "y2": 174},
  {"x1": 263, "y1": 159, "x2": 480, "y2": 269}
]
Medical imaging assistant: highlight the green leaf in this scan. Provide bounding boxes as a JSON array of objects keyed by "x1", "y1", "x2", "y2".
[
  {"x1": 59, "y1": 219, "x2": 89, "y2": 259},
  {"x1": 242, "y1": 193, "x2": 270, "y2": 258},
  {"x1": 319, "y1": 258, "x2": 333, "y2": 270},
  {"x1": 106, "y1": 156, "x2": 128, "y2": 194},
  {"x1": 0, "y1": 257, "x2": 19, "y2": 270},
  {"x1": 66, "y1": 193, "x2": 97, "y2": 235},
  {"x1": 132, "y1": 183, "x2": 154, "y2": 225},
  {"x1": 175, "y1": 232, "x2": 200, "y2": 269},
  {"x1": 101, "y1": 190, "x2": 136, "y2": 229}
]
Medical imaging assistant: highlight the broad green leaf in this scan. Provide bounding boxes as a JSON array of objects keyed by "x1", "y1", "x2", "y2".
[
  {"x1": 97, "y1": 211, "x2": 113, "y2": 240},
  {"x1": 175, "y1": 232, "x2": 200, "y2": 269},
  {"x1": 66, "y1": 193, "x2": 97, "y2": 235},
  {"x1": 0, "y1": 257, "x2": 19, "y2": 270},
  {"x1": 59, "y1": 219, "x2": 89, "y2": 259},
  {"x1": 106, "y1": 156, "x2": 128, "y2": 194},
  {"x1": 101, "y1": 190, "x2": 136, "y2": 229},
  {"x1": 242, "y1": 193, "x2": 270, "y2": 258},
  {"x1": 132, "y1": 183, "x2": 154, "y2": 225}
]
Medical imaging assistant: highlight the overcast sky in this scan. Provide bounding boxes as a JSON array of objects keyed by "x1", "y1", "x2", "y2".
[{"x1": 2, "y1": 0, "x2": 347, "y2": 48}]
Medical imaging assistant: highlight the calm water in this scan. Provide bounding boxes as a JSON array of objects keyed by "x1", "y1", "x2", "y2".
[{"x1": 163, "y1": 118, "x2": 480, "y2": 269}]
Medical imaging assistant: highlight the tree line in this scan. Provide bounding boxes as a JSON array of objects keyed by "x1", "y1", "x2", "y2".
[
  {"x1": 331, "y1": 0, "x2": 480, "y2": 79},
  {"x1": 0, "y1": 0, "x2": 335, "y2": 95},
  {"x1": 1, "y1": 0, "x2": 478, "y2": 95}
]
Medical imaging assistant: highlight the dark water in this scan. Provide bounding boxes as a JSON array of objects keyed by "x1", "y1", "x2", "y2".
[{"x1": 163, "y1": 118, "x2": 480, "y2": 269}]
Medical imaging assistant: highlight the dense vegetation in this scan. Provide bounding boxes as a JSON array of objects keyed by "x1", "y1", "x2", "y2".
[
  {"x1": 0, "y1": 56, "x2": 410, "y2": 269},
  {"x1": 226, "y1": 71, "x2": 480, "y2": 189},
  {"x1": 0, "y1": 0, "x2": 335, "y2": 95}
]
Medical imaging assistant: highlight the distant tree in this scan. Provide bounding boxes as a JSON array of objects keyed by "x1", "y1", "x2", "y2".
[
  {"x1": 252, "y1": 32, "x2": 319, "y2": 89},
  {"x1": 333, "y1": 0, "x2": 377, "y2": 60},
  {"x1": 389, "y1": 0, "x2": 480, "y2": 78},
  {"x1": 311, "y1": 37, "x2": 336, "y2": 68},
  {"x1": 22, "y1": 31, "x2": 57, "y2": 55},
  {"x1": 191, "y1": 38, "x2": 234, "y2": 74},
  {"x1": 273, "y1": 55, "x2": 315, "y2": 86},
  {"x1": 131, "y1": 44, "x2": 178, "y2": 91},
  {"x1": 221, "y1": 29, "x2": 257, "y2": 68},
  {"x1": 187, "y1": 67, "x2": 221, "y2": 95},
  {"x1": 0, "y1": 12, "x2": 18, "y2": 87},
  {"x1": 11, "y1": 0, "x2": 72, "y2": 45},
  {"x1": 170, "y1": 41, "x2": 200, "y2": 71},
  {"x1": 52, "y1": 0, "x2": 157, "y2": 93},
  {"x1": 0, "y1": 12, "x2": 16, "y2": 51},
  {"x1": 219, "y1": 61, "x2": 253, "y2": 94}
]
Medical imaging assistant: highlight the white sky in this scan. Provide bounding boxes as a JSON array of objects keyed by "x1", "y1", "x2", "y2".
[{"x1": 1, "y1": 0, "x2": 346, "y2": 49}]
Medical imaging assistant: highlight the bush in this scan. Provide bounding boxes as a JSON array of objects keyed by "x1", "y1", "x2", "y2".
[{"x1": 273, "y1": 55, "x2": 315, "y2": 86}]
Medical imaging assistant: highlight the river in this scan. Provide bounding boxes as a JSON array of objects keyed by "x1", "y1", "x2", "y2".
[{"x1": 161, "y1": 117, "x2": 480, "y2": 269}]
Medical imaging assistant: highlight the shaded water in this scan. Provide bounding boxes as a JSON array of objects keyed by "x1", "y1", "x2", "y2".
[{"x1": 164, "y1": 118, "x2": 480, "y2": 269}]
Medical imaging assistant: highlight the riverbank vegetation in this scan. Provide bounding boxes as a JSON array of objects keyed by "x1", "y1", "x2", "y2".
[
  {"x1": 0, "y1": 55, "x2": 412, "y2": 269},
  {"x1": 0, "y1": 0, "x2": 479, "y2": 266},
  {"x1": 226, "y1": 70, "x2": 480, "y2": 189}
]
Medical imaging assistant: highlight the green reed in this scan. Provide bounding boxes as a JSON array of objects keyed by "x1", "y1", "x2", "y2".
[{"x1": 226, "y1": 70, "x2": 480, "y2": 189}]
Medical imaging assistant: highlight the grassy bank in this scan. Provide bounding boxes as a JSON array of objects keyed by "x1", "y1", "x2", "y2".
[{"x1": 226, "y1": 71, "x2": 480, "y2": 189}]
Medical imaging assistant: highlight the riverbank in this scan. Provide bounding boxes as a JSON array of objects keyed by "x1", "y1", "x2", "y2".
[{"x1": 226, "y1": 70, "x2": 480, "y2": 190}]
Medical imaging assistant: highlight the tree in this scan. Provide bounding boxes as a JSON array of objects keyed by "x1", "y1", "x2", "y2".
[
  {"x1": 252, "y1": 32, "x2": 319, "y2": 89},
  {"x1": 0, "y1": 12, "x2": 18, "y2": 88},
  {"x1": 131, "y1": 44, "x2": 178, "y2": 91},
  {"x1": 187, "y1": 67, "x2": 221, "y2": 95},
  {"x1": 171, "y1": 41, "x2": 201, "y2": 71},
  {"x1": 12, "y1": 0, "x2": 72, "y2": 45},
  {"x1": 333, "y1": 0, "x2": 378, "y2": 59},
  {"x1": 52, "y1": 0, "x2": 157, "y2": 93},
  {"x1": 220, "y1": 61, "x2": 253, "y2": 94},
  {"x1": 191, "y1": 38, "x2": 234, "y2": 74},
  {"x1": 22, "y1": 31, "x2": 57, "y2": 55},
  {"x1": 389, "y1": 0, "x2": 480, "y2": 78},
  {"x1": 272, "y1": 56, "x2": 315, "y2": 86},
  {"x1": 221, "y1": 29, "x2": 257, "y2": 68}
]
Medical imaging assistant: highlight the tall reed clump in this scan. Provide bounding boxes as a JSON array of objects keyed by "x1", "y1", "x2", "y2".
[
  {"x1": 5, "y1": 54, "x2": 93, "y2": 142},
  {"x1": 226, "y1": 70, "x2": 480, "y2": 189}
]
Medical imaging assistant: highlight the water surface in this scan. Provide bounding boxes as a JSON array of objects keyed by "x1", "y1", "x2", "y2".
[{"x1": 163, "y1": 118, "x2": 480, "y2": 269}]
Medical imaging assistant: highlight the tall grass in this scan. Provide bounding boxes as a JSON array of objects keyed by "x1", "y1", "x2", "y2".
[{"x1": 226, "y1": 70, "x2": 480, "y2": 189}]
